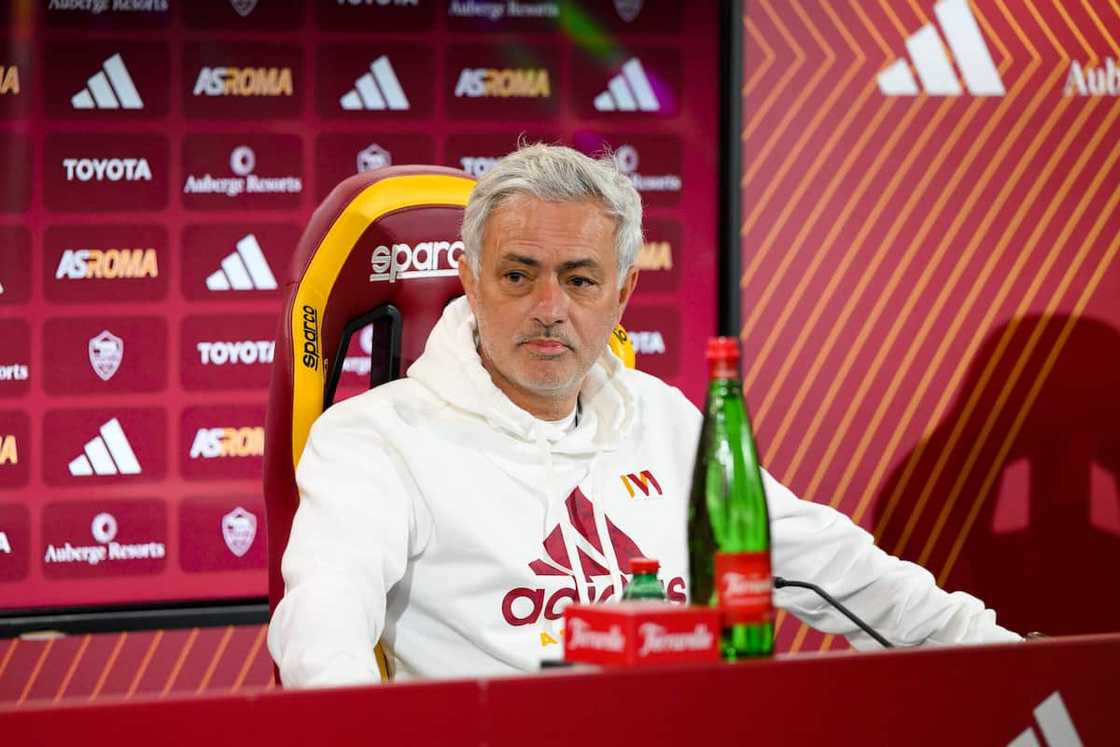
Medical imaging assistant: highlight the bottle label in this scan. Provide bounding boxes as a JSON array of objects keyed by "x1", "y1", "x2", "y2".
[{"x1": 715, "y1": 551, "x2": 772, "y2": 625}]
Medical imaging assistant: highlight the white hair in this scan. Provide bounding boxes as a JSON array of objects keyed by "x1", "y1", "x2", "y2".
[{"x1": 460, "y1": 142, "x2": 643, "y2": 286}]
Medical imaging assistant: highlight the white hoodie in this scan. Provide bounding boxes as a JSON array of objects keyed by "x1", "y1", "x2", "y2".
[{"x1": 268, "y1": 298, "x2": 1019, "y2": 687}]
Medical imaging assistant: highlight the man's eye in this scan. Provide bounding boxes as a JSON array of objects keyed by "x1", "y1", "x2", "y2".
[
  {"x1": 504, "y1": 271, "x2": 526, "y2": 283},
  {"x1": 569, "y1": 276, "x2": 596, "y2": 288}
]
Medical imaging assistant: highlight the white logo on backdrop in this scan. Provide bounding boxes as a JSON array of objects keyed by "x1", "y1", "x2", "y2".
[
  {"x1": 206, "y1": 234, "x2": 277, "y2": 291},
  {"x1": 68, "y1": 418, "x2": 142, "y2": 476},
  {"x1": 71, "y1": 53, "x2": 144, "y2": 110},
  {"x1": 88, "y1": 329, "x2": 124, "y2": 381},
  {"x1": 593, "y1": 58, "x2": 661, "y2": 112},
  {"x1": 877, "y1": 0, "x2": 1004, "y2": 96},
  {"x1": 357, "y1": 143, "x2": 391, "y2": 172},
  {"x1": 222, "y1": 506, "x2": 257, "y2": 557},
  {"x1": 340, "y1": 56, "x2": 410, "y2": 111}
]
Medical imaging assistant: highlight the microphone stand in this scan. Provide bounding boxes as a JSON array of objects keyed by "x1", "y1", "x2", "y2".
[{"x1": 773, "y1": 577, "x2": 894, "y2": 649}]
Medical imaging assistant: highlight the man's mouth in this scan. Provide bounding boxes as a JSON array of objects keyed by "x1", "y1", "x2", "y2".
[{"x1": 521, "y1": 338, "x2": 571, "y2": 355}]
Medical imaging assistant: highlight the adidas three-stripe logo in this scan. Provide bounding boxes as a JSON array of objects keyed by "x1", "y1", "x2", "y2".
[
  {"x1": 71, "y1": 53, "x2": 144, "y2": 110},
  {"x1": 877, "y1": 0, "x2": 1004, "y2": 97},
  {"x1": 340, "y1": 56, "x2": 409, "y2": 111},
  {"x1": 1008, "y1": 691, "x2": 1083, "y2": 747},
  {"x1": 593, "y1": 58, "x2": 661, "y2": 112},
  {"x1": 68, "y1": 418, "x2": 142, "y2": 476},
  {"x1": 206, "y1": 234, "x2": 277, "y2": 291}
]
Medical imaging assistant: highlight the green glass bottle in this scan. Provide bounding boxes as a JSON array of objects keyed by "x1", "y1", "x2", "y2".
[
  {"x1": 688, "y1": 337, "x2": 774, "y2": 659},
  {"x1": 622, "y1": 557, "x2": 667, "y2": 601}
]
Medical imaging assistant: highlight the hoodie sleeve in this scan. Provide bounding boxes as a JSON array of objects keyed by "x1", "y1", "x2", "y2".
[
  {"x1": 765, "y1": 470, "x2": 1021, "y2": 648},
  {"x1": 267, "y1": 403, "x2": 425, "y2": 688}
]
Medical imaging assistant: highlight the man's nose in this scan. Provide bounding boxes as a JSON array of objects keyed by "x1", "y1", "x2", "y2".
[{"x1": 530, "y1": 274, "x2": 568, "y2": 326}]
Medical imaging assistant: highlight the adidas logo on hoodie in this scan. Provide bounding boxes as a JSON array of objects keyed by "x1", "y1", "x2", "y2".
[{"x1": 501, "y1": 487, "x2": 687, "y2": 627}]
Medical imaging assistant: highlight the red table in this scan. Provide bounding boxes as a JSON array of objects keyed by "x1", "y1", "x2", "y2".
[{"x1": 3, "y1": 633, "x2": 1117, "y2": 746}]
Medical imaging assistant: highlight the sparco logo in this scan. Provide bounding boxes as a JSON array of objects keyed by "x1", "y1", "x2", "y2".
[
  {"x1": 369, "y1": 240, "x2": 463, "y2": 283},
  {"x1": 56, "y1": 249, "x2": 158, "y2": 279},
  {"x1": 301, "y1": 305, "x2": 321, "y2": 370},
  {"x1": 63, "y1": 158, "x2": 152, "y2": 182},
  {"x1": 197, "y1": 340, "x2": 274, "y2": 365},
  {"x1": 189, "y1": 427, "x2": 263, "y2": 459},
  {"x1": 193, "y1": 67, "x2": 294, "y2": 97},
  {"x1": 454, "y1": 68, "x2": 550, "y2": 98},
  {"x1": 502, "y1": 488, "x2": 686, "y2": 627}
]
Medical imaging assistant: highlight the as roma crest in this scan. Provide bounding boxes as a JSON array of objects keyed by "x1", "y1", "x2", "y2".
[
  {"x1": 222, "y1": 506, "x2": 257, "y2": 557},
  {"x1": 614, "y1": 0, "x2": 643, "y2": 22},
  {"x1": 229, "y1": 0, "x2": 258, "y2": 18},
  {"x1": 88, "y1": 330, "x2": 123, "y2": 381}
]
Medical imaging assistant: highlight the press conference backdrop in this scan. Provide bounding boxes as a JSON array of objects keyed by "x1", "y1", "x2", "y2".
[
  {"x1": 0, "y1": 0, "x2": 720, "y2": 617},
  {"x1": 741, "y1": 0, "x2": 1120, "y2": 651}
]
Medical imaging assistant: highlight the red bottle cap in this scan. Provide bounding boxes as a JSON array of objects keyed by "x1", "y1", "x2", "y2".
[
  {"x1": 629, "y1": 557, "x2": 660, "y2": 574},
  {"x1": 705, "y1": 337, "x2": 740, "y2": 380}
]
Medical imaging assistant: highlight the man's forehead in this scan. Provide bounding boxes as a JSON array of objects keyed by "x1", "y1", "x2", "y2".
[
  {"x1": 484, "y1": 195, "x2": 614, "y2": 244},
  {"x1": 490, "y1": 192, "x2": 610, "y2": 221}
]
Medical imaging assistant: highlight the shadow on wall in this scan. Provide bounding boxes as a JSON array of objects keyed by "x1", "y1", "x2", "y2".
[{"x1": 873, "y1": 315, "x2": 1120, "y2": 636}]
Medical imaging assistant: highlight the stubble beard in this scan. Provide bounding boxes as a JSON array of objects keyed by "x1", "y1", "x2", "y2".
[{"x1": 475, "y1": 315, "x2": 587, "y2": 403}]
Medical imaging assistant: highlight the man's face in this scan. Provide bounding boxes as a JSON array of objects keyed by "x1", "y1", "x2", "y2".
[{"x1": 460, "y1": 194, "x2": 638, "y2": 416}]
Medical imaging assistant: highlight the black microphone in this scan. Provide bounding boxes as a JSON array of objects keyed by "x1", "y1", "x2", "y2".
[{"x1": 773, "y1": 577, "x2": 894, "y2": 649}]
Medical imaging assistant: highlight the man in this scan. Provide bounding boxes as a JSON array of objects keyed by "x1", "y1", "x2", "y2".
[{"x1": 268, "y1": 144, "x2": 1019, "y2": 688}]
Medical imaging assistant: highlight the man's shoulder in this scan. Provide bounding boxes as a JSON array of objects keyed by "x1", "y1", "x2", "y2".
[{"x1": 310, "y1": 378, "x2": 436, "y2": 438}]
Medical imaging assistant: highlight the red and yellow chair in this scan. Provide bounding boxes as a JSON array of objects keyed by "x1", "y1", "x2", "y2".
[{"x1": 263, "y1": 165, "x2": 635, "y2": 683}]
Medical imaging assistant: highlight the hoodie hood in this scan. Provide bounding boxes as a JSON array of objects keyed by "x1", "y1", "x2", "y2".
[{"x1": 407, "y1": 296, "x2": 637, "y2": 453}]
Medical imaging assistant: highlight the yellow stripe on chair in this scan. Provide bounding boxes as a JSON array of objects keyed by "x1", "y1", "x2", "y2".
[
  {"x1": 609, "y1": 325, "x2": 635, "y2": 369},
  {"x1": 289, "y1": 174, "x2": 474, "y2": 470},
  {"x1": 287, "y1": 173, "x2": 473, "y2": 684}
]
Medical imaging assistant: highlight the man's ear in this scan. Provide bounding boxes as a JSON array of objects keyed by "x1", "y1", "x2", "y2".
[
  {"x1": 459, "y1": 255, "x2": 478, "y2": 311},
  {"x1": 617, "y1": 266, "x2": 639, "y2": 314}
]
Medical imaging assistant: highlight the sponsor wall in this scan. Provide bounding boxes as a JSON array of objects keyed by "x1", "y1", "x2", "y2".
[
  {"x1": 741, "y1": 0, "x2": 1120, "y2": 651},
  {"x1": 0, "y1": 1, "x2": 720, "y2": 614}
]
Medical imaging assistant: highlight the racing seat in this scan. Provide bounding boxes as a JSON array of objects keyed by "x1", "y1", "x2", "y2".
[
  {"x1": 264, "y1": 165, "x2": 476, "y2": 682},
  {"x1": 264, "y1": 164, "x2": 637, "y2": 684}
]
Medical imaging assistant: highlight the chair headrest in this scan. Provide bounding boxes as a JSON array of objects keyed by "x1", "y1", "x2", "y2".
[{"x1": 283, "y1": 166, "x2": 475, "y2": 467}]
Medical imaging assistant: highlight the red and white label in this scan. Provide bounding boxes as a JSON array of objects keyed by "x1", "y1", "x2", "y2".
[
  {"x1": 563, "y1": 603, "x2": 721, "y2": 667},
  {"x1": 567, "y1": 617, "x2": 626, "y2": 653},
  {"x1": 716, "y1": 551, "x2": 773, "y2": 625},
  {"x1": 636, "y1": 622, "x2": 715, "y2": 658}
]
